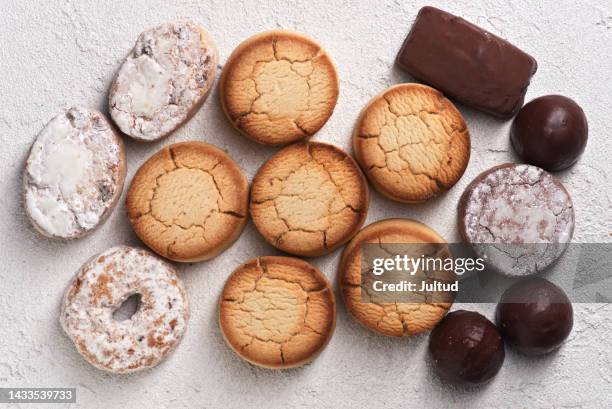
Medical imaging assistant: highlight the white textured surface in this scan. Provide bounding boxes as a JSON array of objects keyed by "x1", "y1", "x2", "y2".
[{"x1": 0, "y1": 0, "x2": 610, "y2": 408}]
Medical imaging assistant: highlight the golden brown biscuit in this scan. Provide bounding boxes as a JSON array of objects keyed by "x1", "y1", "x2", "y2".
[
  {"x1": 220, "y1": 30, "x2": 339, "y2": 145},
  {"x1": 353, "y1": 84, "x2": 470, "y2": 203},
  {"x1": 126, "y1": 141, "x2": 248, "y2": 262},
  {"x1": 338, "y1": 219, "x2": 455, "y2": 337},
  {"x1": 250, "y1": 142, "x2": 368, "y2": 257},
  {"x1": 219, "y1": 256, "x2": 336, "y2": 369}
]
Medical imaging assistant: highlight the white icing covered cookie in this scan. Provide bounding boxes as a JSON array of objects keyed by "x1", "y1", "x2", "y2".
[
  {"x1": 109, "y1": 20, "x2": 218, "y2": 141},
  {"x1": 24, "y1": 107, "x2": 126, "y2": 239}
]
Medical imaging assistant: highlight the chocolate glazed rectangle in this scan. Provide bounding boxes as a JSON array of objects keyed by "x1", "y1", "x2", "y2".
[{"x1": 396, "y1": 6, "x2": 538, "y2": 119}]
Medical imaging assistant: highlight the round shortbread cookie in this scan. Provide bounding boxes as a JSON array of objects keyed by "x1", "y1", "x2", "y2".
[
  {"x1": 24, "y1": 107, "x2": 126, "y2": 240},
  {"x1": 338, "y1": 219, "x2": 455, "y2": 337},
  {"x1": 250, "y1": 142, "x2": 368, "y2": 257},
  {"x1": 458, "y1": 163, "x2": 575, "y2": 276},
  {"x1": 353, "y1": 83, "x2": 470, "y2": 203},
  {"x1": 126, "y1": 141, "x2": 248, "y2": 262},
  {"x1": 60, "y1": 246, "x2": 189, "y2": 374},
  {"x1": 109, "y1": 20, "x2": 218, "y2": 141},
  {"x1": 219, "y1": 256, "x2": 336, "y2": 369},
  {"x1": 220, "y1": 30, "x2": 339, "y2": 145}
]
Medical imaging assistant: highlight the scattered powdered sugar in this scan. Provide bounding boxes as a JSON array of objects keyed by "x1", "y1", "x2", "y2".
[
  {"x1": 462, "y1": 164, "x2": 575, "y2": 276},
  {"x1": 60, "y1": 246, "x2": 189, "y2": 374},
  {"x1": 24, "y1": 107, "x2": 123, "y2": 239},
  {"x1": 109, "y1": 20, "x2": 218, "y2": 141}
]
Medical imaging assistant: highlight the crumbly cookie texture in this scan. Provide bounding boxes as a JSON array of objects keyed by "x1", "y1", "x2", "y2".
[
  {"x1": 127, "y1": 141, "x2": 248, "y2": 262},
  {"x1": 24, "y1": 107, "x2": 125, "y2": 239},
  {"x1": 339, "y1": 219, "x2": 454, "y2": 337},
  {"x1": 459, "y1": 164, "x2": 575, "y2": 276},
  {"x1": 220, "y1": 30, "x2": 339, "y2": 145},
  {"x1": 353, "y1": 83, "x2": 470, "y2": 203},
  {"x1": 250, "y1": 142, "x2": 368, "y2": 257},
  {"x1": 109, "y1": 20, "x2": 218, "y2": 141},
  {"x1": 219, "y1": 256, "x2": 336, "y2": 369},
  {"x1": 60, "y1": 246, "x2": 189, "y2": 374}
]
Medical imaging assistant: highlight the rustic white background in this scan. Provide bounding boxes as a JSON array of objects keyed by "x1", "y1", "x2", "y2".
[{"x1": 1, "y1": 0, "x2": 611, "y2": 408}]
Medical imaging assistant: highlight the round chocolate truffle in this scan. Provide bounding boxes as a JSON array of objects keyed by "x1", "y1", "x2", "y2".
[
  {"x1": 429, "y1": 310, "x2": 505, "y2": 385},
  {"x1": 496, "y1": 278, "x2": 573, "y2": 355},
  {"x1": 510, "y1": 95, "x2": 588, "y2": 171}
]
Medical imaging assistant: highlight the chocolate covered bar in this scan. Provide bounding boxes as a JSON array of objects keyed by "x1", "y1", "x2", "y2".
[{"x1": 396, "y1": 6, "x2": 537, "y2": 118}]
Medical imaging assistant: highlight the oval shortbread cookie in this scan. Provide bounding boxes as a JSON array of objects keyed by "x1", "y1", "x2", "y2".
[
  {"x1": 220, "y1": 30, "x2": 339, "y2": 145},
  {"x1": 24, "y1": 107, "x2": 126, "y2": 240},
  {"x1": 219, "y1": 256, "x2": 336, "y2": 369},
  {"x1": 458, "y1": 163, "x2": 575, "y2": 276},
  {"x1": 353, "y1": 83, "x2": 470, "y2": 203},
  {"x1": 60, "y1": 246, "x2": 189, "y2": 374},
  {"x1": 109, "y1": 20, "x2": 218, "y2": 141},
  {"x1": 250, "y1": 141, "x2": 369, "y2": 257},
  {"x1": 338, "y1": 219, "x2": 455, "y2": 337},
  {"x1": 127, "y1": 141, "x2": 248, "y2": 262}
]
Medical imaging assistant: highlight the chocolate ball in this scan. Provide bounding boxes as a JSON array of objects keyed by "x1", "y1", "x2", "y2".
[
  {"x1": 429, "y1": 310, "x2": 505, "y2": 385},
  {"x1": 496, "y1": 278, "x2": 573, "y2": 355},
  {"x1": 510, "y1": 95, "x2": 588, "y2": 171}
]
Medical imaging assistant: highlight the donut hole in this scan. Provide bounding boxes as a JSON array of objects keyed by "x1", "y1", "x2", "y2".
[{"x1": 112, "y1": 293, "x2": 142, "y2": 321}]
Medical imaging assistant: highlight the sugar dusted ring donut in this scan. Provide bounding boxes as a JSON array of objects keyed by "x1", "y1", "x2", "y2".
[{"x1": 60, "y1": 246, "x2": 189, "y2": 374}]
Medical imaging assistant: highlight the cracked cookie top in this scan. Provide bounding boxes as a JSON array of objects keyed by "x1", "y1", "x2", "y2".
[
  {"x1": 353, "y1": 83, "x2": 470, "y2": 203},
  {"x1": 126, "y1": 141, "x2": 248, "y2": 262},
  {"x1": 109, "y1": 20, "x2": 218, "y2": 141},
  {"x1": 219, "y1": 256, "x2": 336, "y2": 368},
  {"x1": 24, "y1": 107, "x2": 126, "y2": 239},
  {"x1": 220, "y1": 30, "x2": 339, "y2": 146},
  {"x1": 458, "y1": 163, "x2": 575, "y2": 276},
  {"x1": 339, "y1": 219, "x2": 454, "y2": 337},
  {"x1": 250, "y1": 141, "x2": 368, "y2": 257}
]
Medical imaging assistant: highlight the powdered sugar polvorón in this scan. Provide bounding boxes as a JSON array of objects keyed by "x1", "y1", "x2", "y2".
[
  {"x1": 461, "y1": 164, "x2": 574, "y2": 276},
  {"x1": 24, "y1": 107, "x2": 124, "y2": 239},
  {"x1": 109, "y1": 20, "x2": 218, "y2": 141}
]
